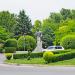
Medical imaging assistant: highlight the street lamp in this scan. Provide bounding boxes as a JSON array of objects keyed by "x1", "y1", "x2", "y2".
[{"x1": 24, "y1": 33, "x2": 26, "y2": 51}]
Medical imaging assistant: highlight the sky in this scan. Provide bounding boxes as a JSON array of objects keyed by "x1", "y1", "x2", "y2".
[{"x1": 0, "y1": 0, "x2": 75, "y2": 24}]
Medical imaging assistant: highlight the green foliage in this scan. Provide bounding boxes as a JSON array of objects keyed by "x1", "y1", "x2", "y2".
[
  {"x1": 54, "y1": 19, "x2": 75, "y2": 45},
  {"x1": 18, "y1": 35, "x2": 36, "y2": 51},
  {"x1": 52, "y1": 50, "x2": 71, "y2": 54},
  {"x1": 0, "y1": 11, "x2": 16, "y2": 32},
  {"x1": 0, "y1": 39, "x2": 4, "y2": 53},
  {"x1": 32, "y1": 20, "x2": 42, "y2": 33},
  {"x1": 0, "y1": 43, "x2": 4, "y2": 48},
  {"x1": 0, "y1": 39, "x2": 5, "y2": 43},
  {"x1": 42, "y1": 26, "x2": 55, "y2": 48},
  {"x1": 71, "y1": 10, "x2": 75, "y2": 19},
  {"x1": 42, "y1": 19, "x2": 58, "y2": 32},
  {"x1": 0, "y1": 48, "x2": 3, "y2": 53},
  {"x1": 60, "y1": 19, "x2": 75, "y2": 32},
  {"x1": 42, "y1": 19, "x2": 57, "y2": 48},
  {"x1": 43, "y1": 51, "x2": 54, "y2": 63},
  {"x1": 5, "y1": 53, "x2": 12, "y2": 60},
  {"x1": 49, "y1": 51, "x2": 75, "y2": 62},
  {"x1": 0, "y1": 26, "x2": 10, "y2": 40},
  {"x1": 60, "y1": 8, "x2": 72, "y2": 20},
  {"x1": 4, "y1": 39, "x2": 17, "y2": 47},
  {"x1": 54, "y1": 26, "x2": 70, "y2": 45},
  {"x1": 13, "y1": 52, "x2": 43, "y2": 59},
  {"x1": 50, "y1": 13, "x2": 62, "y2": 23},
  {"x1": 5, "y1": 47, "x2": 16, "y2": 53},
  {"x1": 15, "y1": 10, "x2": 32, "y2": 35},
  {"x1": 61, "y1": 35, "x2": 75, "y2": 49}
]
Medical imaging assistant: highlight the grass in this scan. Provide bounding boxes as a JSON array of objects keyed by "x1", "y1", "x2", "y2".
[
  {"x1": 5, "y1": 58, "x2": 45, "y2": 64},
  {"x1": 5, "y1": 58, "x2": 75, "y2": 66}
]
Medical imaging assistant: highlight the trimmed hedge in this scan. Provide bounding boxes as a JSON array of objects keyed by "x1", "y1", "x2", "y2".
[
  {"x1": 5, "y1": 47, "x2": 16, "y2": 53},
  {"x1": 13, "y1": 50, "x2": 72, "y2": 59},
  {"x1": 52, "y1": 50, "x2": 71, "y2": 54},
  {"x1": 4, "y1": 39, "x2": 17, "y2": 47},
  {"x1": 13, "y1": 52, "x2": 43, "y2": 59},
  {"x1": 48, "y1": 51, "x2": 75, "y2": 62}
]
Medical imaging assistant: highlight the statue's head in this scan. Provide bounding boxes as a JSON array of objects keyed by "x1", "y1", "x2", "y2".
[{"x1": 36, "y1": 31, "x2": 42, "y2": 37}]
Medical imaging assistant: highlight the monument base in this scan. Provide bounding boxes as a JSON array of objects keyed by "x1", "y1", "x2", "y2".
[{"x1": 33, "y1": 47, "x2": 43, "y2": 53}]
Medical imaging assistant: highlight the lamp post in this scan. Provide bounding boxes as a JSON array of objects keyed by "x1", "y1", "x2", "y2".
[{"x1": 24, "y1": 33, "x2": 26, "y2": 51}]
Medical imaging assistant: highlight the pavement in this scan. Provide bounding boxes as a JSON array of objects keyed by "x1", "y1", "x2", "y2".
[
  {"x1": 0, "y1": 53, "x2": 6, "y2": 64},
  {"x1": 0, "y1": 53, "x2": 75, "y2": 75}
]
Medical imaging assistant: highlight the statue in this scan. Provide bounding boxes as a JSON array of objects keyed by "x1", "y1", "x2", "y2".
[{"x1": 33, "y1": 31, "x2": 43, "y2": 52}]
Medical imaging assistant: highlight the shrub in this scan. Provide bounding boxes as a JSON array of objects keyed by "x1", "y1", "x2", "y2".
[
  {"x1": 0, "y1": 39, "x2": 5, "y2": 43},
  {"x1": 60, "y1": 35, "x2": 75, "y2": 49},
  {"x1": 13, "y1": 52, "x2": 43, "y2": 59},
  {"x1": 5, "y1": 47, "x2": 16, "y2": 53},
  {"x1": 5, "y1": 53, "x2": 12, "y2": 60},
  {"x1": 48, "y1": 51, "x2": 75, "y2": 62},
  {"x1": 31, "y1": 52, "x2": 43, "y2": 58},
  {"x1": 43, "y1": 51, "x2": 54, "y2": 63},
  {"x1": 4, "y1": 39, "x2": 17, "y2": 47},
  {"x1": 0, "y1": 44, "x2": 4, "y2": 48},
  {"x1": 0, "y1": 48, "x2": 3, "y2": 53},
  {"x1": 0, "y1": 40, "x2": 4, "y2": 53},
  {"x1": 52, "y1": 50, "x2": 71, "y2": 54},
  {"x1": 17, "y1": 35, "x2": 36, "y2": 51},
  {"x1": 13, "y1": 53, "x2": 27, "y2": 59}
]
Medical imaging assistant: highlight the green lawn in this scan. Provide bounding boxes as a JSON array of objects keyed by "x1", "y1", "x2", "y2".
[
  {"x1": 5, "y1": 58, "x2": 75, "y2": 66},
  {"x1": 5, "y1": 58, "x2": 45, "y2": 64}
]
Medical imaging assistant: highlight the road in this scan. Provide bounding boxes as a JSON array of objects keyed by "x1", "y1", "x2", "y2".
[{"x1": 0, "y1": 64, "x2": 75, "y2": 75}]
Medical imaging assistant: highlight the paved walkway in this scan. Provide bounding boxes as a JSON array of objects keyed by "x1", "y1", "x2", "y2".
[{"x1": 0, "y1": 53, "x2": 6, "y2": 64}]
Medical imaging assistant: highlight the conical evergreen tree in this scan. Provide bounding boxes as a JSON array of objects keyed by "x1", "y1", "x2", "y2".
[{"x1": 15, "y1": 10, "x2": 32, "y2": 36}]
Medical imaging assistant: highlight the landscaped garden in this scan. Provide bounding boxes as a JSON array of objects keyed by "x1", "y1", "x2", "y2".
[
  {"x1": 5, "y1": 49, "x2": 75, "y2": 65},
  {"x1": 4, "y1": 33, "x2": 75, "y2": 65},
  {"x1": 0, "y1": 8, "x2": 75, "y2": 66}
]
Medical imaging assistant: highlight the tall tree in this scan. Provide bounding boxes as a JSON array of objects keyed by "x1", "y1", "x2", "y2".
[
  {"x1": 60, "y1": 8, "x2": 72, "y2": 20},
  {"x1": 49, "y1": 13, "x2": 62, "y2": 23},
  {"x1": 42, "y1": 20, "x2": 55, "y2": 48},
  {"x1": 32, "y1": 20, "x2": 42, "y2": 34},
  {"x1": 71, "y1": 10, "x2": 75, "y2": 19},
  {"x1": 54, "y1": 19, "x2": 75, "y2": 45},
  {"x1": 42, "y1": 26, "x2": 55, "y2": 48},
  {"x1": 0, "y1": 11, "x2": 16, "y2": 32},
  {"x1": 15, "y1": 10, "x2": 32, "y2": 36},
  {"x1": 42, "y1": 19, "x2": 59, "y2": 31}
]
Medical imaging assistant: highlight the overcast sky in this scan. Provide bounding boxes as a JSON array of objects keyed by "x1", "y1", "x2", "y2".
[{"x1": 0, "y1": 0, "x2": 75, "y2": 23}]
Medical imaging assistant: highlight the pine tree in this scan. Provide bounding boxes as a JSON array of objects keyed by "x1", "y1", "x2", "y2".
[{"x1": 15, "y1": 10, "x2": 32, "y2": 36}]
